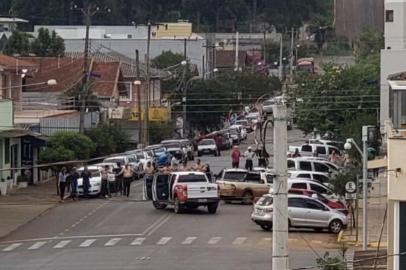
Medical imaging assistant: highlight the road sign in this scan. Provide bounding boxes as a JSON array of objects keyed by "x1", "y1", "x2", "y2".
[
  {"x1": 345, "y1": 181, "x2": 357, "y2": 193},
  {"x1": 345, "y1": 193, "x2": 357, "y2": 200}
]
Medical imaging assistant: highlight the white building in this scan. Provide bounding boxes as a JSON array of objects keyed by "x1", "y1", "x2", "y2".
[{"x1": 380, "y1": 0, "x2": 406, "y2": 129}]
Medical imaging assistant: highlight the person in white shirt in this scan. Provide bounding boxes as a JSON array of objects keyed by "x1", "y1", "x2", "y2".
[{"x1": 244, "y1": 146, "x2": 256, "y2": 171}]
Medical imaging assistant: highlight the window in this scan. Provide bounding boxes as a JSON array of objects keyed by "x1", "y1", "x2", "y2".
[
  {"x1": 297, "y1": 173, "x2": 311, "y2": 179},
  {"x1": 299, "y1": 161, "x2": 312, "y2": 171},
  {"x1": 245, "y1": 173, "x2": 262, "y2": 183},
  {"x1": 386, "y1": 10, "x2": 394, "y2": 22},
  {"x1": 314, "y1": 162, "x2": 329, "y2": 172},
  {"x1": 266, "y1": 174, "x2": 274, "y2": 184},
  {"x1": 310, "y1": 183, "x2": 327, "y2": 194},
  {"x1": 291, "y1": 183, "x2": 307, "y2": 189},
  {"x1": 288, "y1": 198, "x2": 306, "y2": 208},
  {"x1": 301, "y1": 145, "x2": 312, "y2": 152},
  {"x1": 257, "y1": 196, "x2": 273, "y2": 206},
  {"x1": 178, "y1": 174, "x2": 208, "y2": 183},
  {"x1": 305, "y1": 199, "x2": 324, "y2": 210},
  {"x1": 4, "y1": 138, "x2": 10, "y2": 164},
  {"x1": 316, "y1": 146, "x2": 326, "y2": 155},
  {"x1": 223, "y1": 172, "x2": 247, "y2": 182},
  {"x1": 313, "y1": 174, "x2": 329, "y2": 183},
  {"x1": 287, "y1": 160, "x2": 295, "y2": 169}
]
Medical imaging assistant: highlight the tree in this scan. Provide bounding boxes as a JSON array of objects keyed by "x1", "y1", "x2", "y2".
[
  {"x1": 149, "y1": 121, "x2": 173, "y2": 144},
  {"x1": 152, "y1": 50, "x2": 185, "y2": 69},
  {"x1": 39, "y1": 132, "x2": 95, "y2": 163},
  {"x1": 354, "y1": 28, "x2": 384, "y2": 63},
  {"x1": 85, "y1": 123, "x2": 132, "y2": 157},
  {"x1": 31, "y1": 28, "x2": 65, "y2": 57},
  {"x1": 3, "y1": 31, "x2": 31, "y2": 56}
]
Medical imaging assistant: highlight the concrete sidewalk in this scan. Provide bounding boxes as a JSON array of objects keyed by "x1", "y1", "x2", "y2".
[
  {"x1": 339, "y1": 172, "x2": 387, "y2": 249},
  {"x1": 0, "y1": 179, "x2": 60, "y2": 239}
]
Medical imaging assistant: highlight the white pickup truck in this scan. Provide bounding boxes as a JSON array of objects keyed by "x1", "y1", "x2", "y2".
[{"x1": 146, "y1": 172, "x2": 220, "y2": 214}]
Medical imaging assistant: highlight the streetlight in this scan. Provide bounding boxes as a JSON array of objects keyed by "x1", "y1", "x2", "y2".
[
  {"x1": 344, "y1": 126, "x2": 371, "y2": 251},
  {"x1": 295, "y1": 44, "x2": 300, "y2": 64}
]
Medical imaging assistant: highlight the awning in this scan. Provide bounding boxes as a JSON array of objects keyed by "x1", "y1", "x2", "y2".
[{"x1": 368, "y1": 158, "x2": 387, "y2": 169}]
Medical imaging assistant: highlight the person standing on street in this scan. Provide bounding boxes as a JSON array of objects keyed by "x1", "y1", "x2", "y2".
[
  {"x1": 118, "y1": 164, "x2": 134, "y2": 197},
  {"x1": 114, "y1": 162, "x2": 123, "y2": 196},
  {"x1": 81, "y1": 166, "x2": 91, "y2": 198},
  {"x1": 231, "y1": 145, "x2": 241, "y2": 168},
  {"x1": 215, "y1": 134, "x2": 222, "y2": 156},
  {"x1": 244, "y1": 146, "x2": 255, "y2": 171},
  {"x1": 100, "y1": 165, "x2": 110, "y2": 199},
  {"x1": 58, "y1": 167, "x2": 67, "y2": 202},
  {"x1": 192, "y1": 159, "x2": 204, "y2": 172},
  {"x1": 69, "y1": 167, "x2": 79, "y2": 200}
]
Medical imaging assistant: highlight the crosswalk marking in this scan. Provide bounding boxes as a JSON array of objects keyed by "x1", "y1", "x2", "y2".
[
  {"x1": 182, "y1": 237, "x2": 197, "y2": 245},
  {"x1": 104, "y1": 238, "x2": 122, "y2": 247},
  {"x1": 79, "y1": 239, "x2": 96, "y2": 247},
  {"x1": 53, "y1": 240, "x2": 71, "y2": 249},
  {"x1": 131, "y1": 237, "x2": 146, "y2": 246},
  {"x1": 208, "y1": 237, "x2": 222, "y2": 245},
  {"x1": 232, "y1": 237, "x2": 247, "y2": 245},
  {"x1": 28, "y1": 241, "x2": 47, "y2": 250},
  {"x1": 3, "y1": 243, "x2": 22, "y2": 252},
  {"x1": 157, "y1": 237, "x2": 172, "y2": 245}
]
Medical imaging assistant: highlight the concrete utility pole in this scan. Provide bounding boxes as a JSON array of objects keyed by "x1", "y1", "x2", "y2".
[
  {"x1": 143, "y1": 21, "x2": 152, "y2": 146},
  {"x1": 135, "y1": 49, "x2": 142, "y2": 146},
  {"x1": 278, "y1": 33, "x2": 283, "y2": 81},
  {"x1": 235, "y1": 31, "x2": 239, "y2": 71},
  {"x1": 362, "y1": 125, "x2": 369, "y2": 251},
  {"x1": 289, "y1": 27, "x2": 295, "y2": 82},
  {"x1": 271, "y1": 104, "x2": 289, "y2": 270}
]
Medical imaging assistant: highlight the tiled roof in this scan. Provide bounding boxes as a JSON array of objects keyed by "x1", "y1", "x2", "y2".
[
  {"x1": 91, "y1": 61, "x2": 121, "y2": 97},
  {"x1": 0, "y1": 54, "x2": 37, "y2": 71},
  {"x1": 23, "y1": 57, "x2": 84, "y2": 93},
  {"x1": 215, "y1": 50, "x2": 247, "y2": 68}
]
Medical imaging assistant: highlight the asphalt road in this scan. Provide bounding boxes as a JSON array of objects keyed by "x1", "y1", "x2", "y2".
[{"x1": 0, "y1": 129, "x2": 342, "y2": 270}]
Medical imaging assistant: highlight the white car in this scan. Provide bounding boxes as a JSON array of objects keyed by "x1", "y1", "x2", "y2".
[
  {"x1": 76, "y1": 165, "x2": 115, "y2": 196},
  {"x1": 197, "y1": 139, "x2": 218, "y2": 156},
  {"x1": 251, "y1": 194, "x2": 347, "y2": 233},
  {"x1": 125, "y1": 150, "x2": 153, "y2": 168},
  {"x1": 103, "y1": 155, "x2": 143, "y2": 178},
  {"x1": 230, "y1": 124, "x2": 247, "y2": 140},
  {"x1": 288, "y1": 143, "x2": 341, "y2": 159},
  {"x1": 288, "y1": 170, "x2": 331, "y2": 184},
  {"x1": 287, "y1": 157, "x2": 340, "y2": 175}
]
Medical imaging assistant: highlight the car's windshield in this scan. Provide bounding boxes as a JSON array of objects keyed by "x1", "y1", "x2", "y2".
[
  {"x1": 164, "y1": 143, "x2": 181, "y2": 149},
  {"x1": 104, "y1": 158, "x2": 125, "y2": 164},
  {"x1": 223, "y1": 172, "x2": 247, "y2": 181},
  {"x1": 199, "y1": 140, "x2": 214, "y2": 145},
  {"x1": 178, "y1": 174, "x2": 208, "y2": 183},
  {"x1": 256, "y1": 196, "x2": 273, "y2": 206}
]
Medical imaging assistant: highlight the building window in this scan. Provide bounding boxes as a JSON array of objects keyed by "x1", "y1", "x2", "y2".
[
  {"x1": 4, "y1": 138, "x2": 10, "y2": 164},
  {"x1": 386, "y1": 10, "x2": 394, "y2": 22}
]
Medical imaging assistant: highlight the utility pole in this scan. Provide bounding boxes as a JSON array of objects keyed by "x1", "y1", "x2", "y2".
[
  {"x1": 263, "y1": 31, "x2": 267, "y2": 65},
  {"x1": 143, "y1": 21, "x2": 152, "y2": 146},
  {"x1": 271, "y1": 104, "x2": 289, "y2": 270},
  {"x1": 235, "y1": 31, "x2": 239, "y2": 71},
  {"x1": 362, "y1": 126, "x2": 369, "y2": 250},
  {"x1": 184, "y1": 38, "x2": 187, "y2": 60},
  {"x1": 278, "y1": 33, "x2": 283, "y2": 81},
  {"x1": 289, "y1": 27, "x2": 295, "y2": 82},
  {"x1": 135, "y1": 49, "x2": 142, "y2": 146},
  {"x1": 202, "y1": 55, "x2": 205, "y2": 80}
]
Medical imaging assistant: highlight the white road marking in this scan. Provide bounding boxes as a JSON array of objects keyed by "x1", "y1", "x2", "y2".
[
  {"x1": 79, "y1": 239, "x2": 96, "y2": 247},
  {"x1": 3, "y1": 243, "x2": 22, "y2": 251},
  {"x1": 208, "y1": 237, "x2": 222, "y2": 245},
  {"x1": 53, "y1": 240, "x2": 71, "y2": 249},
  {"x1": 104, "y1": 238, "x2": 122, "y2": 246},
  {"x1": 311, "y1": 240, "x2": 322, "y2": 244},
  {"x1": 258, "y1": 237, "x2": 272, "y2": 244},
  {"x1": 157, "y1": 237, "x2": 172, "y2": 245},
  {"x1": 130, "y1": 237, "x2": 146, "y2": 246},
  {"x1": 182, "y1": 237, "x2": 197, "y2": 245},
  {"x1": 146, "y1": 215, "x2": 173, "y2": 236},
  {"x1": 28, "y1": 241, "x2": 47, "y2": 250},
  {"x1": 232, "y1": 237, "x2": 247, "y2": 245}
]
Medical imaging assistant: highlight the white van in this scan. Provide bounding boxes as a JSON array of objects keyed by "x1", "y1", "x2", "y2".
[
  {"x1": 289, "y1": 143, "x2": 341, "y2": 159},
  {"x1": 287, "y1": 158, "x2": 340, "y2": 174},
  {"x1": 288, "y1": 170, "x2": 331, "y2": 183}
]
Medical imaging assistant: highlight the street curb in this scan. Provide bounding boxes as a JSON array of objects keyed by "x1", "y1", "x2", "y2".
[
  {"x1": 337, "y1": 230, "x2": 344, "y2": 243},
  {"x1": 0, "y1": 202, "x2": 59, "y2": 242}
]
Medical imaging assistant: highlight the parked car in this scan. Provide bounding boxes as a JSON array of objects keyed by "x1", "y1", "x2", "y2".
[
  {"x1": 288, "y1": 170, "x2": 331, "y2": 184},
  {"x1": 251, "y1": 194, "x2": 347, "y2": 233},
  {"x1": 145, "y1": 171, "x2": 220, "y2": 214},
  {"x1": 103, "y1": 154, "x2": 143, "y2": 179},
  {"x1": 179, "y1": 139, "x2": 195, "y2": 160},
  {"x1": 288, "y1": 188, "x2": 348, "y2": 215},
  {"x1": 125, "y1": 149, "x2": 153, "y2": 168},
  {"x1": 230, "y1": 124, "x2": 247, "y2": 140},
  {"x1": 308, "y1": 139, "x2": 344, "y2": 150},
  {"x1": 235, "y1": 119, "x2": 253, "y2": 133},
  {"x1": 286, "y1": 178, "x2": 342, "y2": 202},
  {"x1": 76, "y1": 164, "x2": 115, "y2": 196},
  {"x1": 229, "y1": 127, "x2": 242, "y2": 144},
  {"x1": 161, "y1": 142, "x2": 186, "y2": 162},
  {"x1": 216, "y1": 169, "x2": 274, "y2": 204},
  {"x1": 288, "y1": 143, "x2": 341, "y2": 159},
  {"x1": 197, "y1": 139, "x2": 218, "y2": 156},
  {"x1": 146, "y1": 144, "x2": 171, "y2": 167},
  {"x1": 287, "y1": 157, "x2": 340, "y2": 175}
]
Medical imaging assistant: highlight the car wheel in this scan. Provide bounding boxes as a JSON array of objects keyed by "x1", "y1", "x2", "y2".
[
  {"x1": 174, "y1": 198, "x2": 183, "y2": 214},
  {"x1": 329, "y1": 219, "x2": 343, "y2": 234},
  {"x1": 241, "y1": 191, "x2": 254, "y2": 205},
  {"x1": 152, "y1": 201, "x2": 167, "y2": 209},
  {"x1": 207, "y1": 202, "x2": 218, "y2": 214},
  {"x1": 260, "y1": 224, "x2": 272, "y2": 231}
]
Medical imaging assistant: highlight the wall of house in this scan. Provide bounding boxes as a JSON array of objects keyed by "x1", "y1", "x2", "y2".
[
  {"x1": 380, "y1": 50, "x2": 406, "y2": 127},
  {"x1": 0, "y1": 99, "x2": 13, "y2": 128}
]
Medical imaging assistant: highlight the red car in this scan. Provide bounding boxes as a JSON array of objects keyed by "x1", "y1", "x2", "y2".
[{"x1": 288, "y1": 188, "x2": 348, "y2": 215}]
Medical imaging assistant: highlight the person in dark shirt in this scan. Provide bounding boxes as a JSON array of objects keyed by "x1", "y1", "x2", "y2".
[{"x1": 81, "y1": 166, "x2": 92, "y2": 198}]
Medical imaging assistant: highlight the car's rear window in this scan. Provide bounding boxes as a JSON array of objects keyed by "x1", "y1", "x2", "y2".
[
  {"x1": 223, "y1": 172, "x2": 247, "y2": 181},
  {"x1": 199, "y1": 140, "x2": 214, "y2": 145},
  {"x1": 178, "y1": 174, "x2": 208, "y2": 183},
  {"x1": 257, "y1": 196, "x2": 273, "y2": 206}
]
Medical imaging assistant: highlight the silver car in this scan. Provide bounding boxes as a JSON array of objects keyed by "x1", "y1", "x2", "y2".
[{"x1": 251, "y1": 194, "x2": 347, "y2": 233}]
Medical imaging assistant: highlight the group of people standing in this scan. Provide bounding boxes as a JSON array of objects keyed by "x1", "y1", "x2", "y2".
[{"x1": 230, "y1": 145, "x2": 268, "y2": 171}]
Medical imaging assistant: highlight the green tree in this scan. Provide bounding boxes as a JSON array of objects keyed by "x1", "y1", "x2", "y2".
[
  {"x1": 31, "y1": 28, "x2": 65, "y2": 57},
  {"x1": 149, "y1": 121, "x2": 173, "y2": 144},
  {"x1": 3, "y1": 31, "x2": 31, "y2": 56},
  {"x1": 39, "y1": 132, "x2": 95, "y2": 163},
  {"x1": 85, "y1": 123, "x2": 131, "y2": 157},
  {"x1": 152, "y1": 50, "x2": 185, "y2": 69},
  {"x1": 354, "y1": 28, "x2": 384, "y2": 63}
]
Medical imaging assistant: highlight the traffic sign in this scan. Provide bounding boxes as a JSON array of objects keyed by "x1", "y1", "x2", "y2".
[
  {"x1": 345, "y1": 181, "x2": 356, "y2": 193},
  {"x1": 345, "y1": 193, "x2": 357, "y2": 200}
]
